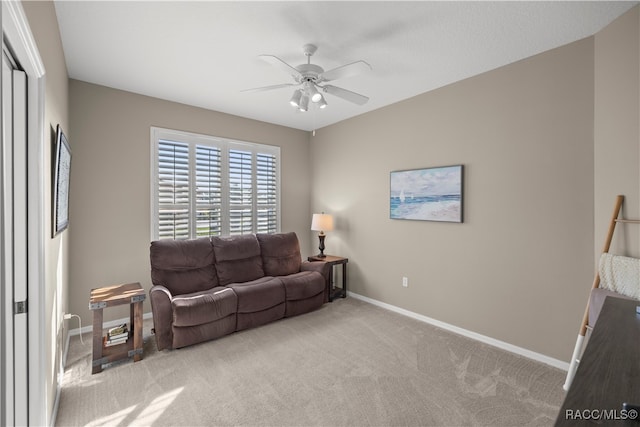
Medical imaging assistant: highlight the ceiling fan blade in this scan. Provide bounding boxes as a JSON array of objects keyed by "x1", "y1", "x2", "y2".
[
  {"x1": 258, "y1": 55, "x2": 302, "y2": 80},
  {"x1": 241, "y1": 83, "x2": 299, "y2": 93},
  {"x1": 319, "y1": 60, "x2": 371, "y2": 82},
  {"x1": 323, "y1": 85, "x2": 369, "y2": 105}
]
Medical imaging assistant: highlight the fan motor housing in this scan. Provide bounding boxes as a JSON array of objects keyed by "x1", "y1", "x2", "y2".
[{"x1": 296, "y1": 63, "x2": 324, "y2": 83}]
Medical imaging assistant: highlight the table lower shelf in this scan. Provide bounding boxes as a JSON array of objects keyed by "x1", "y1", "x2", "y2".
[
  {"x1": 329, "y1": 286, "x2": 346, "y2": 300},
  {"x1": 93, "y1": 337, "x2": 143, "y2": 371}
]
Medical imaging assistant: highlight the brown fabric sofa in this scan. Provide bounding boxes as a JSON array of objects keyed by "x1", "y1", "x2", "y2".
[{"x1": 149, "y1": 232, "x2": 329, "y2": 350}]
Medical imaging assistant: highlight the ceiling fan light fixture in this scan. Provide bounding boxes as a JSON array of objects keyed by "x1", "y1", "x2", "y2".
[
  {"x1": 250, "y1": 44, "x2": 370, "y2": 113},
  {"x1": 299, "y1": 93, "x2": 309, "y2": 112},
  {"x1": 306, "y1": 82, "x2": 322, "y2": 103},
  {"x1": 289, "y1": 89, "x2": 303, "y2": 107}
]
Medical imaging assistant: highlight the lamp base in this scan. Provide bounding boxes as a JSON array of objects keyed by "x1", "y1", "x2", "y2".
[{"x1": 317, "y1": 233, "x2": 326, "y2": 257}]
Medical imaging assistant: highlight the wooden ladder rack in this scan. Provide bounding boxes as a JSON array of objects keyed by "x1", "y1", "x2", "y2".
[{"x1": 563, "y1": 194, "x2": 640, "y2": 391}]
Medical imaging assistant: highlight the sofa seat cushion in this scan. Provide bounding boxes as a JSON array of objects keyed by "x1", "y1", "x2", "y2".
[
  {"x1": 172, "y1": 287, "x2": 237, "y2": 328},
  {"x1": 257, "y1": 232, "x2": 302, "y2": 277},
  {"x1": 212, "y1": 234, "x2": 265, "y2": 286},
  {"x1": 172, "y1": 314, "x2": 237, "y2": 349},
  {"x1": 285, "y1": 293, "x2": 324, "y2": 318},
  {"x1": 236, "y1": 304, "x2": 285, "y2": 331},
  {"x1": 280, "y1": 271, "x2": 325, "y2": 301},
  {"x1": 227, "y1": 277, "x2": 285, "y2": 313}
]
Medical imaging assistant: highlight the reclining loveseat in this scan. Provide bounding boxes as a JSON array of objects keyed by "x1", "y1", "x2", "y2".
[{"x1": 149, "y1": 232, "x2": 329, "y2": 350}]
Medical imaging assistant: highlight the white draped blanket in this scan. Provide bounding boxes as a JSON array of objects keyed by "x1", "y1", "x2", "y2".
[{"x1": 599, "y1": 253, "x2": 640, "y2": 300}]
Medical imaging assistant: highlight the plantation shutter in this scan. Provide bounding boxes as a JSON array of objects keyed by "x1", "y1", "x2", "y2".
[
  {"x1": 228, "y1": 149, "x2": 253, "y2": 235},
  {"x1": 195, "y1": 145, "x2": 222, "y2": 237},
  {"x1": 256, "y1": 152, "x2": 277, "y2": 233},
  {"x1": 157, "y1": 140, "x2": 190, "y2": 239},
  {"x1": 152, "y1": 127, "x2": 280, "y2": 240}
]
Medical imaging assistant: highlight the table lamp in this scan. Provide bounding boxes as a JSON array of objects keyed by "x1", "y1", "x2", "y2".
[{"x1": 311, "y1": 213, "x2": 334, "y2": 258}]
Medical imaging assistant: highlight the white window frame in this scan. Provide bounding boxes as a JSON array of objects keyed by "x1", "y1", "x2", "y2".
[{"x1": 150, "y1": 127, "x2": 281, "y2": 240}]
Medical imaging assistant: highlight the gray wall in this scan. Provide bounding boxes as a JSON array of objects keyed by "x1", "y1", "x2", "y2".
[
  {"x1": 311, "y1": 37, "x2": 596, "y2": 361},
  {"x1": 594, "y1": 6, "x2": 640, "y2": 259},
  {"x1": 310, "y1": 5, "x2": 640, "y2": 362},
  {"x1": 68, "y1": 80, "x2": 311, "y2": 323}
]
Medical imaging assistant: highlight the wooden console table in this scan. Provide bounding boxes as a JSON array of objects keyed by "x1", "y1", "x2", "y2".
[
  {"x1": 90, "y1": 282, "x2": 145, "y2": 374},
  {"x1": 308, "y1": 255, "x2": 348, "y2": 302},
  {"x1": 555, "y1": 296, "x2": 640, "y2": 426}
]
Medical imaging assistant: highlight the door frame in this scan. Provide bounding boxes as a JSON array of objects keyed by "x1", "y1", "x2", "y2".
[{"x1": 2, "y1": 1, "x2": 46, "y2": 425}]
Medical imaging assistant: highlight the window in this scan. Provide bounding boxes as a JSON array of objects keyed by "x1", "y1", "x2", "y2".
[{"x1": 151, "y1": 127, "x2": 280, "y2": 240}]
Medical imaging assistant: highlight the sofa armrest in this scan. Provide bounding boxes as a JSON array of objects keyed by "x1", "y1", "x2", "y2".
[
  {"x1": 150, "y1": 285, "x2": 174, "y2": 351},
  {"x1": 301, "y1": 261, "x2": 331, "y2": 302},
  {"x1": 301, "y1": 260, "x2": 330, "y2": 278}
]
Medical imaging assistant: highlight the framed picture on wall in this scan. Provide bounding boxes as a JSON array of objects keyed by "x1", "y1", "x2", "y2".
[
  {"x1": 53, "y1": 125, "x2": 71, "y2": 236},
  {"x1": 390, "y1": 164, "x2": 463, "y2": 223}
]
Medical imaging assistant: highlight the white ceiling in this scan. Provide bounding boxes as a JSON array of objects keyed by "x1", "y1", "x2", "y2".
[{"x1": 53, "y1": 1, "x2": 637, "y2": 132}]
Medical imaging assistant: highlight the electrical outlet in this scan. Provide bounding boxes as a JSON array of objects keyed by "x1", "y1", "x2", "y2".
[{"x1": 402, "y1": 277, "x2": 408, "y2": 287}]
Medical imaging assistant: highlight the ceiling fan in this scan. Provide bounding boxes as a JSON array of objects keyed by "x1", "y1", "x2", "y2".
[{"x1": 243, "y1": 44, "x2": 371, "y2": 112}]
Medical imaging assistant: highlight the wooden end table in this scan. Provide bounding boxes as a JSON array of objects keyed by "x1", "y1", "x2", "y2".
[
  {"x1": 89, "y1": 282, "x2": 145, "y2": 374},
  {"x1": 308, "y1": 255, "x2": 348, "y2": 302}
]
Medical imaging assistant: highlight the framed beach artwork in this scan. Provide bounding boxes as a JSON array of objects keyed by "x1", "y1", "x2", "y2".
[{"x1": 390, "y1": 165, "x2": 463, "y2": 223}]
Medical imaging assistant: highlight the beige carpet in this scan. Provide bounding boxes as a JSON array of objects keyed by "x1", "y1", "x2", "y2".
[{"x1": 55, "y1": 298, "x2": 564, "y2": 426}]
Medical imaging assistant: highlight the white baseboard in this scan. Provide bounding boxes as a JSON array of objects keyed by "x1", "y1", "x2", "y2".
[
  {"x1": 348, "y1": 291, "x2": 569, "y2": 371},
  {"x1": 51, "y1": 382, "x2": 61, "y2": 427}
]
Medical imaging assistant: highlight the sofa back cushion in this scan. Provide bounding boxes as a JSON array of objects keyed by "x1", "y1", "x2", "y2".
[
  {"x1": 257, "y1": 232, "x2": 302, "y2": 277},
  {"x1": 212, "y1": 234, "x2": 265, "y2": 286},
  {"x1": 150, "y1": 237, "x2": 218, "y2": 295}
]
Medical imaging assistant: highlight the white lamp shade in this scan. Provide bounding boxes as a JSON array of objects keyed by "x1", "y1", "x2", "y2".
[
  {"x1": 299, "y1": 93, "x2": 309, "y2": 112},
  {"x1": 305, "y1": 82, "x2": 322, "y2": 103},
  {"x1": 311, "y1": 213, "x2": 334, "y2": 232},
  {"x1": 289, "y1": 89, "x2": 302, "y2": 107},
  {"x1": 318, "y1": 96, "x2": 328, "y2": 109}
]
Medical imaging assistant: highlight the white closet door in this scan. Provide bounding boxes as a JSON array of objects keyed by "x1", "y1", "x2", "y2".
[
  {"x1": 12, "y1": 67, "x2": 28, "y2": 427},
  {"x1": 1, "y1": 49, "x2": 16, "y2": 427},
  {"x1": 1, "y1": 49, "x2": 29, "y2": 427}
]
